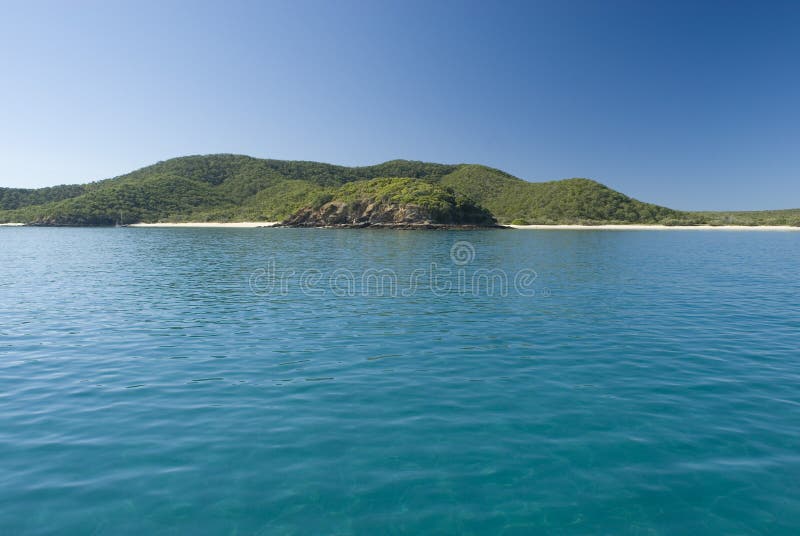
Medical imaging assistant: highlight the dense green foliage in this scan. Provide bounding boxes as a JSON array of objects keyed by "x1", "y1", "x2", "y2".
[
  {"x1": 439, "y1": 165, "x2": 683, "y2": 224},
  {"x1": 0, "y1": 154, "x2": 796, "y2": 225},
  {"x1": 27, "y1": 176, "x2": 224, "y2": 225},
  {"x1": 0, "y1": 155, "x2": 459, "y2": 224},
  {"x1": 324, "y1": 177, "x2": 495, "y2": 224},
  {"x1": 336, "y1": 178, "x2": 467, "y2": 210},
  {"x1": 686, "y1": 209, "x2": 800, "y2": 226},
  {"x1": 0, "y1": 184, "x2": 87, "y2": 210}
]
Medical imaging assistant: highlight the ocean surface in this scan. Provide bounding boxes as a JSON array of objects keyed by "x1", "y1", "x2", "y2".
[{"x1": 1, "y1": 227, "x2": 799, "y2": 535}]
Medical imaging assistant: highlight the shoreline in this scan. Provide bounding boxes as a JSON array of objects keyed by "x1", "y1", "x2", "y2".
[
  {"x1": 4, "y1": 221, "x2": 799, "y2": 231},
  {"x1": 276, "y1": 223, "x2": 507, "y2": 230},
  {"x1": 128, "y1": 221, "x2": 279, "y2": 228},
  {"x1": 508, "y1": 224, "x2": 800, "y2": 231}
]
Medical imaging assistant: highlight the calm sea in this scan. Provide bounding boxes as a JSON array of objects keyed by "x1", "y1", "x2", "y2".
[{"x1": 1, "y1": 227, "x2": 799, "y2": 534}]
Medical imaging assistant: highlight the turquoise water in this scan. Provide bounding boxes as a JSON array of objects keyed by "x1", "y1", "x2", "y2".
[{"x1": 1, "y1": 227, "x2": 799, "y2": 534}]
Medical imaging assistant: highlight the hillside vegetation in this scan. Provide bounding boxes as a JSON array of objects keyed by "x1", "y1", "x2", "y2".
[
  {"x1": 282, "y1": 177, "x2": 497, "y2": 227},
  {"x1": 0, "y1": 154, "x2": 796, "y2": 226},
  {"x1": 0, "y1": 184, "x2": 87, "y2": 210},
  {"x1": 688, "y1": 209, "x2": 800, "y2": 227},
  {"x1": 439, "y1": 165, "x2": 683, "y2": 224},
  {"x1": 0, "y1": 155, "x2": 458, "y2": 225}
]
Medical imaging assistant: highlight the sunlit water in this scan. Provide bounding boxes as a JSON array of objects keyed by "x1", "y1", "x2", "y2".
[{"x1": 1, "y1": 227, "x2": 799, "y2": 534}]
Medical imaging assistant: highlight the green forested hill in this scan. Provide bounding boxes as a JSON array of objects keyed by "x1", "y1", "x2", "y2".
[
  {"x1": 0, "y1": 154, "x2": 795, "y2": 225},
  {"x1": 281, "y1": 177, "x2": 497, "y2": 227},
  {"x1": 0, "y1": 155, "x2": 461, "y2": 224},
  {"x1": 0, "y1": 184, "x2": 87, "y2": 210},
  {"x1": 439, "y1": 165, "x2": 682, "y2": 224}
]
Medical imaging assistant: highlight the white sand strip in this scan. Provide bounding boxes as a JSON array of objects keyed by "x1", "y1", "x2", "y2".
[
  {"x1": 0, "y1": 223, "x2": 25, "y2": 226},
  {"x1": 128, "y1": 222, "x2": 279, "y2": 228},
  {"x1": 509, "y1": 224, "x2": 800, "y2": 231}
]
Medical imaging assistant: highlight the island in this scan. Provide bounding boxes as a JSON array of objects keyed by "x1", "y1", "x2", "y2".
[{"x1": 1, "y1": 154, "x2": 798, "y2": 227}]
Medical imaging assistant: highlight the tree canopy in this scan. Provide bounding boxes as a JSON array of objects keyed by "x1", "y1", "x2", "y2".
[{"x1": 0, "y1": 154, "x2": 795, "y2": 226}]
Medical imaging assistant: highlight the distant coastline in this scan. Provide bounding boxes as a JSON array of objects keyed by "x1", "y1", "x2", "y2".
[
  {"x1": 509, "y1": 224, "x2": 800, "y2": 231},
  {"x1": 5, "y1": 222, "x2": 800, "y2": 231},
  {"x1": 133, "y1": 223, "x2": 800, "y2": 231},
  {"x1": 3, "y1": 155, "x2": 799, "y2": 228},
  {"x1": 128, "y1": 221, "x2": 279, "y2": 228}
]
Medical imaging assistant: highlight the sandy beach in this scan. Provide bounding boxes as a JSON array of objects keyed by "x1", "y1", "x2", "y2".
[
  {"x1": 128, "y1": 222, "x2": 279, "y2": 228},
  {"x1": 509, "y1": 224, "x2": 800, "y2": 231},
  {"x1": 0, "y1": 223, "x2": 25, "y2": 226}
]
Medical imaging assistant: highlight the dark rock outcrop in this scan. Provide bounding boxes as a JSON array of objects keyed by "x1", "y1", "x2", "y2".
[{"x1": 280, "y1": 199, "x2": 502, "y2": 229}]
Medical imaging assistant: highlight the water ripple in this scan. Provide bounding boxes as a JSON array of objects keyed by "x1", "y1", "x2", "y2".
[{"x1": 1, "y1": 227, "x2": 799, "y2": 534}]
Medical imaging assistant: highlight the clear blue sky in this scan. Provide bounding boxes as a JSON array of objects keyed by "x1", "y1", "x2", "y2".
[{"x1": 1, "y1": 0, "x2": 798, "y2": 210}]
